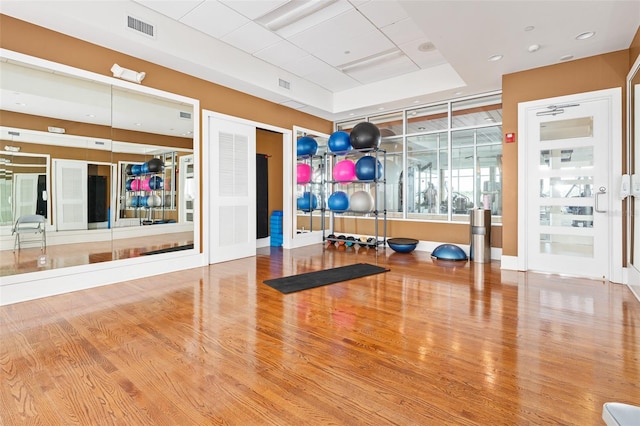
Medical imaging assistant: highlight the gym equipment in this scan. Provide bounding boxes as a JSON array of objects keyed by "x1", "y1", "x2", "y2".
[
  {"x1": 146, "y1": 158, "x2": 164, "y2": 173},
  {"x1": 350, "y1": 122, "x2": 380, "y2": 151},
  {"x1": 296, "y1": 136, "x2": 318, "y2": 157},
  {"x1": 130, "y1": 195, "x2": 140, "y2": 208},
  {"x1": 130, "y1": 179, "x2": 141, "y2": 191},
  {"x1": 125, "y1": 164, "x2": 134, "y2": 176},
  {"x1": 355, "y1": 156, "x2": 383, "y2": 181},
  {"x1": 326, "y1": 234, "x2": 336, "y2": 245},
  {"x1": 337, "y1": 235, "x2": 346, "y2": 245},
  {"x1": 147, "y1": 194, "x2": 162, "y2": 207},
  {"x1": 333, "y1": 159, "x2": 356, "y2": 183},
  {"x1": 349, "y1": 190, "x2": 374, "y2": 212},
  {"x1": 431, "y1": 243, "x2": 468, "y2": 261},
  {"x1": 131, "y1": 164, "x2": 142, "y2": 176},
  {"x1": 296, "y1": 163, "x2": 312, "y2": 184},
  {"x1": 125, "y1": 179, "x2": 134, "y2": 191},
  {"x1": 149, "y1": 176, "x2": 163, "y2": 190},
  {"x1": 328, "y1": 191, "x2": 349, "y2": 212},
  {"x1": 387, "y1": 237, "x2": 419, "y2": 253},
  {"x1": 328, "y1": 131, "x2": 352, "y2": 154},
  {"x1": 141, "y1": 178, "x2": 152, "y2": 191},
  {"x1": 358, "y1": 236, "x2": 369, "y2": 246},
  {"x1": 297, "y1": 192, "x2": 318, "y2": 212},
  {"x1": 346, "y1": 236, "x2": 356, "y2": 247}
]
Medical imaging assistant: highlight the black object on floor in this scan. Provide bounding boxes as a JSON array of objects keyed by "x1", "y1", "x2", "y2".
[
  {"x1": 263, "y1": 263, "x2": 389, "y2": 294},
  {"x1": 141, "y1": 244, "x2": 194, "y2": 255}
]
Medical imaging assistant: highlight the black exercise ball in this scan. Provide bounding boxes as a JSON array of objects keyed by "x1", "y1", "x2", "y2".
[
  {"x1": 125, "y1": 164, "x2": 134, "y2": 176},
  {"x1": 146, "y1": 158, "x2": 164, "y2": 173},
  {"x1": 350, "y1": 122, "x2": 380, "y2": 151}
]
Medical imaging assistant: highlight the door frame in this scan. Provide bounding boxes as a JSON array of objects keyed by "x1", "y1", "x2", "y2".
[
  {"x1": 517, "y1": 88, "x2": 623, "y2": 282},
  {"x1": 202, "y1": 110, "x2": 293, "y2": 263}
]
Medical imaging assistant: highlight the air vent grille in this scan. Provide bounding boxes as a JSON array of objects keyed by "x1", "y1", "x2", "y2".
[
  {"x1": 278, "y1": 78, "x2": 291, "y2": 90},
  {"x1": 8, "y1": 131, "x2": 20, "y2": 136},
  {"x1": 127, "y1": 15, "x2": 155, "y2": 38},
  {"x1": 179, "y1": 111, "x2": 192, "y2": 119}
]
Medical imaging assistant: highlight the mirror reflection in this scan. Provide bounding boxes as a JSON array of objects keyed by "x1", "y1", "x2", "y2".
[
  {"x1": 0, "y1": 55, "x2": 196, "y2": 277},
  {"x1": 631, "y1": 62, "x2": 640, "y2": 271},
  {"x1": 295, "y1": 127, "x2": 329, "y2": 235}
]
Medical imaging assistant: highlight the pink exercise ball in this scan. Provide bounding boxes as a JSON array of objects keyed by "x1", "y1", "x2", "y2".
[
  {"x1": 297, "y1": 163, "x2": 312, "y2": 184},
  {"x1": 333, "y1": 159, "x2": 356, "y2": 183},
  {"x1": 141, "y1": 177, "x2": 152, "y2": 191}
]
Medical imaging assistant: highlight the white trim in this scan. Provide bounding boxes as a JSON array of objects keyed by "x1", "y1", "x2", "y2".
[
  {"x1": 500, "y1": 255, "x2": 519, "y2": 271},
  {"x1": 625, "y1": 53, "x2": 640, "y2": 293},
  {"x1": 518, "y1": 88, "x2": 623, "y2": 282}
]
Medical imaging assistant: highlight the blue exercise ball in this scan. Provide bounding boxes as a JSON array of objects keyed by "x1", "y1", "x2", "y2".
[
  {"x1": 141, "y1": 162, "x2": 150, "y2": 174},
  {"x1": 297, "y1": 192, "x2": 318, "y2": 212},
  {"x1": 125, "y1": 178, "x2": 134, "y2": 191},
  {"x1": 131, "y1": 164, "x2": 142, "y2": 176},
  {"x1": 149, "y1": 176, "x2": 164, "y2": 190},
  {"x1": 131, "y1": 195, "x2": 140, "y2": 208},
  {"x1": 350, "y1": 122, "x2": 380, "y2": 151},
  {"x1": 355, "y1": 156, "x2": 383, "y2": 181},
  {"x1": 328, "y1": 131, "x2": 352, "y2": 155},
  {"x1": 328, "y1": 191, "x2": 349, "y2": 212},
  {"x1": 296, "y1": 136, "x2": 318, "y2": 157}
]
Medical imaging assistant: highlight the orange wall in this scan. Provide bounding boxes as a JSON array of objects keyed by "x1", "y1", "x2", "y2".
[
  {"x1": 502, "y1": 50, "x2": 630, "y2": 256},
  {"x1": 630, "y1": 26, "x2": 640, "y2": 66}
]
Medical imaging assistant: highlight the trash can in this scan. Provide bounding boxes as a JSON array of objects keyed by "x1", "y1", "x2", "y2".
[{"x1": 470, "y1": 209, "x2": 491, "y2": 263}]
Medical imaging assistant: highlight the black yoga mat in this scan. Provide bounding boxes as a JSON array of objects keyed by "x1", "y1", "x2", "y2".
[
  {"x1": 263, "y1": 263, "x2": 389, "y2": 294},
  {"x1": 140, "y1": 244, "x2": 194, "y2": 255}
]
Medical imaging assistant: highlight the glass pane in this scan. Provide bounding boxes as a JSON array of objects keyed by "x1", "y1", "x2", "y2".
[
  {"x1": 540, "y1": 147, "x2": 593, "y2": 169},
  {"x1": 369, "y1": 112, "x2": 403, "y2": 138},
  {"x1": 539, "y1": 176, "x2": 593, "y2": 198},
  {"x1": 452, "y1": 94, "x2": 502, "y2": 128},
  {"x1": 540, "y1": 205, "x2": 593, "y2": 228},
  {"x1": 451, "y1": 143, "x2": 474, "y2": 221},
  {"x1": 406, "y1": 103, "x2": 448, "y2": 134},
  {"x1": 452, "y1": 129, "x2": 475, "y2": 148},
  {"x1": 540, "y1": 117, "x2": 593, "y2": 141},
  {"x1": 540, "y1": 233, "x2": 593, "y2": 257},
  {"x1": 382, "y1": 151, "x2": 402, "y2": 215},
  {"x1": 336, "y1": 119, "x2": 359, "y2": 133},
  {"x1": 477, "y1": 145, "x2": 502, "y2": 215},
  {"x1": 476, "y1": 126, "x2": 502, "y2": 145},
  {"x1": 406, "y1": 133, "x2": 446, "y2": 219}
]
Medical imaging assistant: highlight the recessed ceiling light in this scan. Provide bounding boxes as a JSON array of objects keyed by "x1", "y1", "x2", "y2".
[
  {"x1": 15, "y1": 102, "x2": 27, "y2": 106},
  {"x1": 86, "y1": 113, "x2": 95, "y2": 118},
  {"x1": 560, "y1": 54, "x2": 574, "y2": 61},
  {"x1": 418, "y1": 42, "x2": 436, "y2": 52},
  {"x1": 576, "y1": 31, "x2": 595, "y2": 40},
  {"x1": 134, "y1": 122, "x2": 142, "y2": 126},
  {"x1": 488, "y1": 54, "x2": 503, "y2": 62},
  {"x1": 413, "y1": 100, "x2": 421, "y2": 104},
  {"x1": 528, "y1": 44, "x2": 540, "y2": 53},
  {"x1": 418, "y1": 127, "x2": 426, "y2": 131},
  {"x1": 378, "y1": 107, "x2": 385, "y2": 110},
  {"x1": 454, "y1": 91, "x2": 463, "y2": 95},
  {"x1": 524, "y1": 25, "x2": 535, "y2": 32},
  {"x1": 485, "y1": 117, "x2": 495, "y2": 122},
  {"x1": 349, "y1": 113, "x2": 355, "y2": 116}
]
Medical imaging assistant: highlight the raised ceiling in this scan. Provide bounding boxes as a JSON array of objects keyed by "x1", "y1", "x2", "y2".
[{"x1": 1, "y1": 1, "x2": 639, "y2": 121}]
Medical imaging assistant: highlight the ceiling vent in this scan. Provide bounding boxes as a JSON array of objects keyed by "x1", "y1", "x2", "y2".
[
  {"x1": 278, "y1": 78, "x2": 291, "y2": 90},
  {"x1": 179, "y1": 111, "x2": 192, "y2": 119},
  {"x1": 127, "y1": 15, "x2": 155, "y2": 38}
]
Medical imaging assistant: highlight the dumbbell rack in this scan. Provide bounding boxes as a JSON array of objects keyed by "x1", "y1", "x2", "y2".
[{"x1": 322, "y1": 147, "x2": 387, "y2": 249}]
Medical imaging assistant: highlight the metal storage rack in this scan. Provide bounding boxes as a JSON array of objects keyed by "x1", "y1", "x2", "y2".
[{"x1": 322, "y1": 147, "x2": 387, "y2": 248}]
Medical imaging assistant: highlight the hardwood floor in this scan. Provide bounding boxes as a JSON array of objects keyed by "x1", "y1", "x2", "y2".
[{"x1": 1, "y1": 244, "x2": 638, "y2": 425}]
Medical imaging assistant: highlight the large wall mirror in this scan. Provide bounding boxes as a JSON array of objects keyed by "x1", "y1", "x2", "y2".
[
  {"x1": 629, "y1": 53, "x2": 640, "y2": 291},
  {"x1": 0, "y1": 50, "x2": 200, "y2": 294}
]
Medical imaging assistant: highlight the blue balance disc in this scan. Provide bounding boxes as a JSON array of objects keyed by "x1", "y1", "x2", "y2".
[
  {"x1": 431, "y1": 244, "x2": 468, "y2": 261},
  {"x1": 387, "y1": 238, "x2": 418, "y2": 253}
]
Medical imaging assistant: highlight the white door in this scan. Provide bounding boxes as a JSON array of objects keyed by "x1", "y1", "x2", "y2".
[
  {"x1": 520, "y1": 91, "x2": 619, "y2": 280},
  {"x1": 54, "y1": 159, "x2": 88, "y2": 231},
  {"x1": 13, "y1": 173, "x2": 39, "y2": 218},
  {"x1": 208, "y1": 116, "x2": 256, "y2": 264}
]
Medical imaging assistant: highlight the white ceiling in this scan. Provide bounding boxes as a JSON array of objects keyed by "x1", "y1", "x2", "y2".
[{"x1": 1, "y1": 0, "x2": 639, "y2": 122}]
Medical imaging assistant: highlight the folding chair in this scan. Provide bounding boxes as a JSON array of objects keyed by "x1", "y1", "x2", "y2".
[{"x1": 12, "y1": 214, "x2": 46, "y2": 251}]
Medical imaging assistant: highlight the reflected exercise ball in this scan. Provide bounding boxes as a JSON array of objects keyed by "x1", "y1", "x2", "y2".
[
  {"x1": 147, "y1": 158, "x2": 164, "y2": 173},
  {"x1": 297, "y1": 163, "x2": 312, "y2": 184},
  {"x1": 125, "y1": 179, "x2": 134, "y2": 191},
  {"x1": 350, "y1": 122, "x2": 380, "y2": 151},
  {"x1": 297, "y1": 192, "x2": 318, "y2": 212},
  {"x1": 296, "y1": 136, "x2": 318, "y2": 157},
  {"x1": 355, "y1": 156, "x2": 383, "y2": 181},
  {"x1": 349, "y1": 190, "x2": 374, "y2": 212},
  {"x1": 333, "y1": 159, "x2": 356, "y2": 183},
  {"x1": 328, "y1": 191, "x2": 349, "y2": 212},
  {"x1": 131, "y1": 164, "x2": 142, "y2": 176},
  {"x1": 149, "y1": 176, "x2": 164, "y2": 190},
  {"x1": 125, "y1": 164, "x2": 134, "y2": 176},
  {"x1": 328, "y1": 131, "x2": 352, "y2": 155}
]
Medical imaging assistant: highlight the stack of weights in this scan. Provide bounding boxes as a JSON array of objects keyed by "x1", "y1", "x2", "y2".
[{"x1": 270, "y1": 210, "x2": 283, "y2": 247}]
